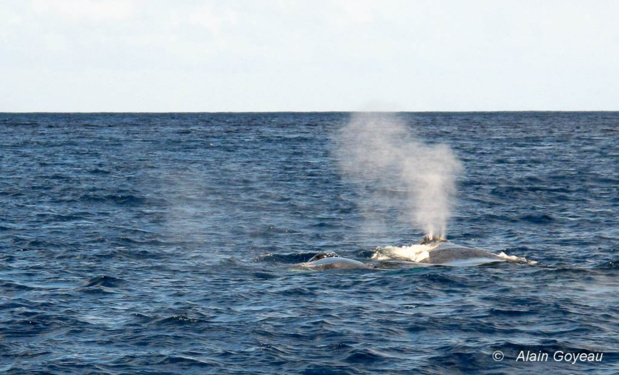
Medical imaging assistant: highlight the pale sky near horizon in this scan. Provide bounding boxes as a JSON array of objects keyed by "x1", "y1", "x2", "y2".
[{"x1": 1, "y1": 0, "x2": 618, "y2": 112}]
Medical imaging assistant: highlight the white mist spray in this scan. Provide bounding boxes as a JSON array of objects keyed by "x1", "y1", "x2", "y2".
[{"x1": 336, "y1": 113, "x2": 462, "y2": 240}]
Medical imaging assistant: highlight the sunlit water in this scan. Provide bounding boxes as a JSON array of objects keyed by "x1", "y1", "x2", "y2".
[{"x1": 1, "y1": 112, "x2": 617, "y2": 374}]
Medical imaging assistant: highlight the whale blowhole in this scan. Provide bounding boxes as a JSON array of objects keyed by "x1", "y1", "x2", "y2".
[{"x1": 419, "y1": 235, "x2": 448, "y2": 245}]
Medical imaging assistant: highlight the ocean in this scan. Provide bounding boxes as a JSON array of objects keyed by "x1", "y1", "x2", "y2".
[{"x1": 0, "y1": 112, "x2": 617, "y2": 374}]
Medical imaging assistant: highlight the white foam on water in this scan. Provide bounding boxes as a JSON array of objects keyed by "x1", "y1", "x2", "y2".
[
  {"x1": 371, "y1": 243, "x2": 441, "y2": 262},
  {"x1": 497, "y1": 252, "x2": 538, "y2": 265}
]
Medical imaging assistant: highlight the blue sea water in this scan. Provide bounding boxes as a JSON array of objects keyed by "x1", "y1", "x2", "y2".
[{"x1": 0, "y1": 112, "x2": 617, "y2": 374}]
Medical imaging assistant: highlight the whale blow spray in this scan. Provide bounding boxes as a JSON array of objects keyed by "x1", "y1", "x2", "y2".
[{"x1": 336, "y1": 113, "x2": 462, "y2": 240}]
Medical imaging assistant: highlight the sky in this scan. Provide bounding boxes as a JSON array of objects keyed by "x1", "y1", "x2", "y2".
[{"x1": 1, "y1": 0, "x2": 618, "y2": 112}]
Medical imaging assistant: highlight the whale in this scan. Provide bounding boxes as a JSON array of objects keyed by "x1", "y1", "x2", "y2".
[
  {"x1": 297, "y1": 237, "x2": 513, "y2": 271},
  {"x1": 296, "y1": 252, "x2": 373, "y2": 270},
  {"x1": 421, "y1": 242, "x2": 504, "y2": 265},
  {"x1": 372, "y1": 236, "x2": 506, "y2": 266}
]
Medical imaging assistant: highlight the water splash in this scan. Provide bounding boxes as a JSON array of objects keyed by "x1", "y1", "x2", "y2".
[{"x1": 335, "y1": 113, "x2": 462, "y2": 239}]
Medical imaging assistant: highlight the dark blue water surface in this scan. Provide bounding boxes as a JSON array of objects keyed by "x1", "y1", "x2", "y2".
[{"x1": 1, "y1": 112, "x2": 617, "y2": 374}]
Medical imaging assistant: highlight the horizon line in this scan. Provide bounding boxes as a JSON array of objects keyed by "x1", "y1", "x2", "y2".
[{"x1": 2, "y1": 110, "x2": 619, "y2": 114}]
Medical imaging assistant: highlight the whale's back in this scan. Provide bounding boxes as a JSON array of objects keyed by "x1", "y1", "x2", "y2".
[
  {"x1": 298, "y1": 257, "x2": 369, "y2": 270},
  {"x1": 422, "y1": 242, "x2": 504, "y2": 266}
]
